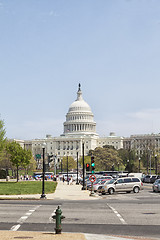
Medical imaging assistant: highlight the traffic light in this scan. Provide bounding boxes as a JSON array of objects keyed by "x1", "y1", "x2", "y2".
[
  {"x1": 91, "y1": 156, "x2": 95, "y2": 173},
  {"x1": 86, "y1": 163, "x2": 90, "y2": 171}
]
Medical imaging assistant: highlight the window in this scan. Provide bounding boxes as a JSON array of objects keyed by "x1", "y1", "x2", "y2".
[
  {"x1": 132, "y1": 178, "x2": 140, "y2": 182},
  {"x1": 117, "y1": 179, "x2": 124, "y2": 184},
  {"x1": 124, "y1": 178, "x2": 132, "y2": 183}
]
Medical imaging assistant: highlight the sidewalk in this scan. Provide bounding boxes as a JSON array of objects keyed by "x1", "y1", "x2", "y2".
[
  {"x1": 0, "y1": 230, "x2": 158, "y2": 240},
  {"x1": 0, "y1": 180, "x2": 98, "y2": 200},
  {"x1": 0, "y1": 181, "x2": 159, "y2": 240}
]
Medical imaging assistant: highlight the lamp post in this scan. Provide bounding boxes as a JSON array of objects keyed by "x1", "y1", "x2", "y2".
[
  {"x1": 61, "y1": 158, "x2": 63, "y2": 173},
  {"x1": 54, "y1": 155, "x2": 57, "y2": 178},
  {"x1": 155, "y1": 155, "x2": 158, "y2": 175},
  {"x1": 67, "y1": 156, "x2": 69, "y2": 185},
  {"x1": 40, "y1": 143, "x2": 46, "y2": 199},
  {"x1": 76, "y1": 152, "x2": 79, "y2": 185},
  {"x1": 82, "y1": 141, "x2": 85, "y2": 190},
  {"x1": 118, "y1": 162, "x2": 119, "y2": 172},
  {"x1": 127, "y1": 159, "x2": 129, "y2": 173},
  {"x1": 149, "y1": 151, "x2": 152, "y2": 176},
  {"x1": 139, "y1": 157, "x2": 141, "y2": 173}
]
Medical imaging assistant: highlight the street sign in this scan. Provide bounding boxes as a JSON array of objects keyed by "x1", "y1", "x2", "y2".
[
  {"x1": 36, "y1": 154, "x2": 41, "y2": 159},
  {"x1": 89, "y1": 174, "x2": 96, "y2": 183}
]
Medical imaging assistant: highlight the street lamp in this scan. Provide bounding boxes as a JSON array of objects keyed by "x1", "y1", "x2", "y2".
[
  {"x1": 118, "y1": 162, "x2": 119, "y2": 172},
  {"x1": 149, "y1": 151, "x2": 152, "y2": 176},
  {"x1": 40, "y1": 143, "x2": 46, "y2": 199},
  {"x1": 82, "y1": 140, "x2": 85, "y2": 190},
  {"x1": 127, "y1": 159, "x2": 129, "y2": 173},
  {"x1": 139, "y1": 157, "x2": 141, "y2": 173},
  {"x1": 155, "y1": 155, "x2": 158, "y2": 175},
  {"x1": 54, "y1": 155, "x2": 57, "y2": 177},
  {"x1": 76, "y1": 151, "x2": 79, "y2": 185},
  {"x1": 67, "y1": 156, "x2": 69, "y2": 185},
  {"x1": 61, "y1": 158, "x2": 63, "y2": 173}
]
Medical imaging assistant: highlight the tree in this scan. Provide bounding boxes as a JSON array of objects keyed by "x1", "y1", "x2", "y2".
[
  {"x1": 6, "y1": 141, "x2": 32, "y2": 182},
  {"x1": 61, "y1": 156, "x2": 76, "y2": 171},
  {"x1": 0, "y1": 143, "x2": 13, "y2": 177},
  {"x1": 26, "y1": 156, "x2": 37, "y2": 174},
  {"x1": 88, "y1": 146, "x2": 123, "y2": 171},
  {"x1": 0, "y1": 119, "x2": 6, "y2": 152},
  {"x1": 78, "y1": 156, "x2": 92, "y2": 168},
  {"x1": 118, "y1": 148, "x2": 137, "y2": 172}
]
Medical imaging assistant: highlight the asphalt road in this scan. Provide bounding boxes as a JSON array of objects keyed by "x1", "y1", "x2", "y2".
[{"x1": 0, "y1": 184, "x2": 160, "y2": 239}]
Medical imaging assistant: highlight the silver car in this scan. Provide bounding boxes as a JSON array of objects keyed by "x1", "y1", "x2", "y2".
[
  {"x1": 98, "y1": 177, "x2": 143, "y2": 195},
  {"x1": 93, "y1": 178, "x2": 112, "y2": 192},
  {"x1": 152, "y1": 179, "x2": 160, "y2": 192}
]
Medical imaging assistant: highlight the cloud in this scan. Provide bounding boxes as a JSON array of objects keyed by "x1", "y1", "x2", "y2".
[
  {"x1": 6, "y1": 108, "x2": 160, "y2": 140},
  {"x1": 97, "y1": 108, "x2": 160, "y2": 137},
  {"x1": 49, "y1": 10, "x2": 59, "y2": 17},
  {"x1": 127, "y1": 108, "x2": 160, "y2": 120}
]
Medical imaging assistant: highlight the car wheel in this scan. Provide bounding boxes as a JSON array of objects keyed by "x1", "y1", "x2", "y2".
[
  {"x1": 108, "y1": 188, "x2": 114, "y2": 195},
  {"x1": 126, "y1": 191, "x2": 131, "y2": 193},
  {"x1": 133, "y1": 186, "x2": 139, "y2": 193}
]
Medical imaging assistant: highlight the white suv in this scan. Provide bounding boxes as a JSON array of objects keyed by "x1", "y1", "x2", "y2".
[{"x1": 98, "y1": 177, "x2": 143, "y2": 195}]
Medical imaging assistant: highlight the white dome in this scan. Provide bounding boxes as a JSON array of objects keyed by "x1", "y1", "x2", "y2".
[
  {"x1": 69, "y1": 98, "x2": 92, "y2": 113},
  {"x1": 63, "y1": 84, "x2": 98, "y2": 136}
]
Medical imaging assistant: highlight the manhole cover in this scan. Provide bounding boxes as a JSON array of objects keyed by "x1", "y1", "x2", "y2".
[
  {"x1": 143, "y1": 213, "x2": 156, "y2": 215},
  {"x1": 14, "y1": 237, "x2": 33, "y2": 239}
]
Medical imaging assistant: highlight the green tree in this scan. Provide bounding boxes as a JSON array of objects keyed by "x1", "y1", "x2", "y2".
[
  {"x1": 118, "y1": 148, "x2": 137, "y2": 172},
  {"x1": 0, "y1": 143, "x2": 13, "y2": 177},
  {"x1": 6, "y1": 141, "x2": 32, "y2": 182},
  {"x1": 25, "y1": 155, "x2": 37, "y2": 174},
  {"x1": 78, "y1": 156, "x2": 92, "y2": 168},
  {"x1": 61, "y1": 156, "x2": 76, "y2": 171},
  {"x1": 88, "y1": 146, "x2": 123, "y2": 171},
  {"x1": 0, "y1": 119, "x2": 6, "y2": 152}
]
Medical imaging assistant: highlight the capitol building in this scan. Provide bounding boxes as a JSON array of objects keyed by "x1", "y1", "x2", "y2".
[{"x1": 23, "y1": 84, "x2": 123, "y2": 163}]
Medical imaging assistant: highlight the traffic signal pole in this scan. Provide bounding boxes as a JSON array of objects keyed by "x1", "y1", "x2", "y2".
[
  {"x1": 90, "y1": 156, "x2": 95, "y2": 196},
  {"x1": 91, "y1": 156, "x2": 95, "y2": 173},
  {"x1": 82, "y1": 142, "x2": 85, "y2": 190}
]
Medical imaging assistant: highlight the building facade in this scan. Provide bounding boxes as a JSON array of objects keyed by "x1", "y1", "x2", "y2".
[
  {"x1": 123, "y1": 134, "x2": 160, "y2": 156},
  {"x1": 22, "y1": 84, "x2": 123, "y2": 167}
]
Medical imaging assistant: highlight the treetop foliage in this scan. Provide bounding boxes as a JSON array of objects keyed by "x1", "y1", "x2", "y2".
[{"x1": 0, "y1": 119, "x2": 6, "y2": 152}]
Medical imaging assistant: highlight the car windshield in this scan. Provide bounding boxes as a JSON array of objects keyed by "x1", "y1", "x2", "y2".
[
  {"x1": 155, "y1": 179, "x2": 160, "y2": 184},
  {"x1": 106, "y1": 179, "x2": 116, "y2": 184}
]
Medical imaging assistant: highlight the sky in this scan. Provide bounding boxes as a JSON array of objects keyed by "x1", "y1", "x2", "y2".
[{"x1": 1, "y1": 0, "x2": 160, "y2": 140}]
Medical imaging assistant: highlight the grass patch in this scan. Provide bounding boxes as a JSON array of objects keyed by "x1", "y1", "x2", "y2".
[{"x1": 0, "y1": 181, "x2": 57, "y2": 195}]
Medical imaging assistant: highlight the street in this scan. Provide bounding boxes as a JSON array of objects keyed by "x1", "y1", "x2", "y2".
[{"x1": 0, "y1": 184, "x2": 160, "y2": 239}]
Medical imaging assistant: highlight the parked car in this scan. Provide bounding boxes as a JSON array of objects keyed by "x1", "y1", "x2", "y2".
[
  {"x1": 93, "y1": 178, "x2": 111, "y2": 192},
  {"x1": 97, "y1": 177, "x2": 143, "y2": 195},
  {"x1": 152, "y1": 179, "x2": 160, "y2": 192},
  {"x1": 86, "y1": 176, "x2": 112, "y2": 190},
  {"x1": 150, "y1": 175, "x2": 160, "y2": 183},
  {"x1": 142, "y1": 175, "x2": 151, "y2": 183}
]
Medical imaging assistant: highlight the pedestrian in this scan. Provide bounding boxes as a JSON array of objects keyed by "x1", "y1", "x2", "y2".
[
  {"x1": 69, "y1": 176, "x2": 73, "y2": 185},
  {"x1": 63, "y1": 175, "x2": 65, "y2": 184}
]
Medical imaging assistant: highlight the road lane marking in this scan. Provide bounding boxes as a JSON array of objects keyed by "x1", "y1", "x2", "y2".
[
  {"x1": 10, "y1": 224, "x2": 21, "y2": 231},
  {"x1": 10, "y1": 205, "x2": 41, "y2": 231},
  {"x1": 107, "y1": 204, "x2": 127, "y2": 225}
]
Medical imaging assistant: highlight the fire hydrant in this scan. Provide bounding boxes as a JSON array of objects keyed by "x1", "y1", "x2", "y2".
[{"x1": 52, "y1": 206, "x2": 65, "y2": 234}]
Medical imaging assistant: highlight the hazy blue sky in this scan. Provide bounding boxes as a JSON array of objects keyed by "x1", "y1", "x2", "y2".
[{"x1": 1, "y1": 0, "x2": 160, "y2": 140}]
